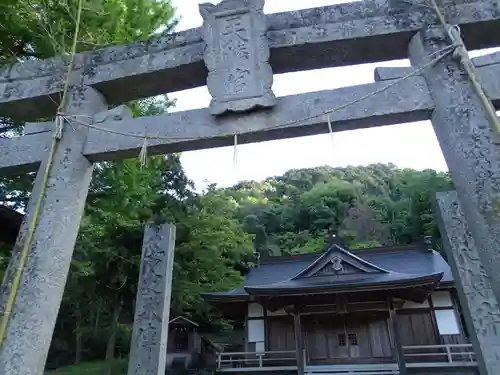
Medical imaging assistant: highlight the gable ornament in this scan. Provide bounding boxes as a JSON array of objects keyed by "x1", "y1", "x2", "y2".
[{"x1": 330, "y1": 256, "x2": 345, "y2": 273}]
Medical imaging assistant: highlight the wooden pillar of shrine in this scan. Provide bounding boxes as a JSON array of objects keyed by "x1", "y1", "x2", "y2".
[
  {"x1": 387, "y1": 298, "x2": 408, "y2": 375},
  {"x1": 293, "y1": 307, "x2": 305, "y2": 375}
]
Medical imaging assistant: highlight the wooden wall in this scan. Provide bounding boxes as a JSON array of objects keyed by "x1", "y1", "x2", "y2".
[
  {"x1": 396, "y1": 290, "x2": 468, "y2": 347},
  {"x1": 245, "y1": 289, "x2": 467, "y2": 365},
  {"x1": 397, "y1": 310, "x2": 438, "y2": 346},
  {"x1": 266, "y1": 312, "x2": 393, "y2": 364},
  {"x1": 303, "y1": 313, "x2": 393, "y2": 363},
  {"x1": 267, "y1": 315, "x2": 295, "y2": 352}
]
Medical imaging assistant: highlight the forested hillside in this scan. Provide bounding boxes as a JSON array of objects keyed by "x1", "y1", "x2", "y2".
[{"x1": 223, "y1": 164, "x2": 453, "y2": 256}]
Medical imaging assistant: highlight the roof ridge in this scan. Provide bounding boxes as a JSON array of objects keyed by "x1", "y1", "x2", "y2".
[
  {"x1": 351, "y1": 244, "x2": 425, "y2": 255},
  {"x1": 260, "y1": 251, "x2": 321, "y2": 264},
  {"x1": 169, "y1": 316, "x2": 199, "y2": 326},
  {"x1": 260, "y1": 244, "x2": 425, "y2": 265}
]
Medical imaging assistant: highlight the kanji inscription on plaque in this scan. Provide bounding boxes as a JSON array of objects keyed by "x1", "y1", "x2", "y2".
[{"x1": 199, "y1": 0, "x2": 276, "y2": 115}]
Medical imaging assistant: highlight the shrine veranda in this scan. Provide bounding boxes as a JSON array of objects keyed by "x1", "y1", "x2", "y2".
[{"x1": 1, "y1": 0, "x2": 500, "y2": 374}]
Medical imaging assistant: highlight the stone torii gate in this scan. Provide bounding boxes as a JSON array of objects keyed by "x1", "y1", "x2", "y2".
[{"x1": 1, "y1": 0, "x2": 500, "y2": 374}]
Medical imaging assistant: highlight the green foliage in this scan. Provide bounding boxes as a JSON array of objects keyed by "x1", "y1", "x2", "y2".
[
  {"x1": 172, "y1": 189, "x2": 253, "y2": 322},
  {"x1": 0, "y1": 0, "x2": 176, "y2": 203},
  {"x1": 42, "y1": 155, "x2": 254, "y2": 370},
  {"x1": 47, "y1": 360, "x2": 127, "y2": 375},
  {"x1": 288, "y1": 235, "x2": 326, "y2": 255},
  {"x1": 223, "y1": 164, "x2": 453, "y2": 255},
  {"x1": 0, "y1": 0, "x2": 174, "y2": 63}
]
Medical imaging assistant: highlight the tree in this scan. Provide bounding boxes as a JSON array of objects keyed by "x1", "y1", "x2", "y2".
[
  {"x1": 0, "y1": 0, "x2": 175, "y2": 63},
  {"x1": 171, "y1": 188, "x2": 254, "y2": 325},
  {"x1": 0, "y1": 0, "x2": 176, "y2": 206},
  {"x1": 45, "y1": 155, "x2": 257, "y2": 370},
  {"x1": 340, "y1": 203, "x2": 389, "y2": 247},
  {"x1": 222, "y1": 164, "x2": 453, "y2": 255},
  {"x1": 0, "y1": 0, "x2": 181, "y2": 371},
  {"x1": 46, "y1": 155, "x2": 194, "y2": 369}
]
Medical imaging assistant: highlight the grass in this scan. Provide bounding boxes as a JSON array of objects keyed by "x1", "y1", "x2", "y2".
[{"x1": 47, "y1": 359, "x2": 128, "y2": 375}]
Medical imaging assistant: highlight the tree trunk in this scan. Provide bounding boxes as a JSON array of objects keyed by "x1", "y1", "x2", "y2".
[
  {"x1": 75, "y1": 318, "x2": 83, "y2": 364},
  {"x1": 104, "y1": 300, "x2": 122, "y2": 375},
  {"x1": 94, "y1": 299, "x2": 101, "y2": 336},
  {"x1": 74, "y1": 301, "x2": 83, "y2": 365}
]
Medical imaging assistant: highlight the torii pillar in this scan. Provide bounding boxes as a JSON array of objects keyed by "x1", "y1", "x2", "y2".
[
  {"x1": 436, "y1": 191, "x2": 500, "y2": 375},
  {"x1": 0, "y1": 86, "x2": 108, "y2": 375},
  {"x1": 409, "y1": 26, "x2": 500, "y2": 308}
]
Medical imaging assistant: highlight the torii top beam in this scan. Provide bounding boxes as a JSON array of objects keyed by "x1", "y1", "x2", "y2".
[
  {"x1": 0, "y1": 0, "x2": 499, "y2": 121},
  {"x1": 2, "y1": 51, "x2": 500, "y2": 175}
]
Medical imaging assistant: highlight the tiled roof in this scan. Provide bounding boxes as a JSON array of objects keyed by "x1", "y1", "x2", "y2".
[{"x1": 201, "y1": 242, "x2": 453, "y2": 301}]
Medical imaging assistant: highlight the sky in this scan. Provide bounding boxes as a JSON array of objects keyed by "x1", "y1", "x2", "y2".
[{"x1": 170, "y1": 0, "x2": 499, "y2": 190}]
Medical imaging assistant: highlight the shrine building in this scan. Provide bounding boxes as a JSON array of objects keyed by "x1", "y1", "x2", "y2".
[{"x1": 201, "y1": 237, "x2": 477, "y2": 375}]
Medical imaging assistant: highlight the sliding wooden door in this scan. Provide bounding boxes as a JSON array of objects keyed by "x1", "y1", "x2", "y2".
[{"x1": 303, "y1": 312, "x2": 392, "y2": 364}]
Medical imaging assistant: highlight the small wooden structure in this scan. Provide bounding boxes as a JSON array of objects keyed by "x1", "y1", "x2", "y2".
[
  {"x1": 202, "y1": 237, "x2": 477, "y2": 375},
  {"x1": 167, "y1": 316, "x2": 220, "y2": 370},
  {"x1": 167, "y1": 316, "x2": 201, "y2": 369},
  {"x1": 0, "y1": 205, "x2": 22, "y2": 247}
]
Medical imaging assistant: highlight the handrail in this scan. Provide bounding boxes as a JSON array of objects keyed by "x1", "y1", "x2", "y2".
[
  {"x1": 217, "y1": 350, "x2": 296, "y2": 356},
  {"x1": 216, "y1": 350, "x2": 297, "y2": 369},
  {"x1": 403, "y1": 344, "x2": 473, "y2": 349},
  {"x1": 216, "y1": 344, "x2": 477, "y2": 371},
  {"x1": 403, "y1": 344, "x2": 476, "y2": 364}
]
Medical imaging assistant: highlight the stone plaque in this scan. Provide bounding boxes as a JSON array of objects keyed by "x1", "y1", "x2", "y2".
[{"x1": 199, "y1": 0, "x2": 276, "y2": 115}]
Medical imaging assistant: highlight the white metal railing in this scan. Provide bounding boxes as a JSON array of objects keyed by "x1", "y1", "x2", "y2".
[
  {"x1": 305, "y1": 363, "x2": 399, "y2": 375},
  {"x1": 403, "y1": 344, "x2": 476, "y2": 366},
  {"x1": 216, "y1": 350, "x2": 297, "y2": 370},
  {"x1": 216, "y1": 344, "x2": 477, "y2": 372}
]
